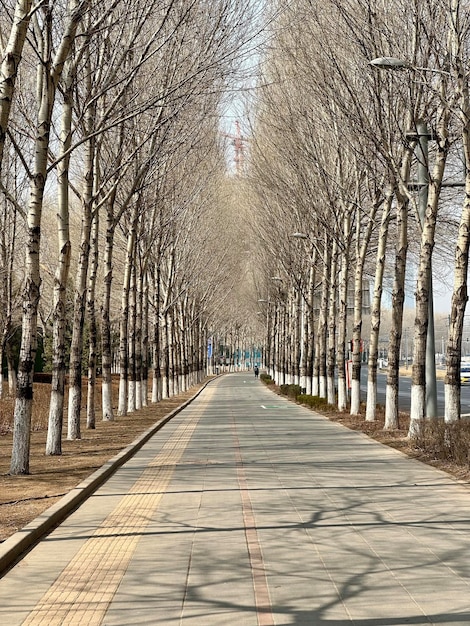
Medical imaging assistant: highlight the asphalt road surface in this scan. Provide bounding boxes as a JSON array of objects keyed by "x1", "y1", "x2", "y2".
[{"x1": 360, "y1": 367, "x2": 470, "y2": 416}]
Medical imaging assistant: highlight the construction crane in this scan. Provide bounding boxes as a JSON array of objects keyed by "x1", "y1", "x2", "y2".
[{"x1": 222, "y1": 120, "x2": 249, "y2": 176}]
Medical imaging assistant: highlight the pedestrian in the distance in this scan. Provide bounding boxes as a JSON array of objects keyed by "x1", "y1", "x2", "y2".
[{"x1": 254, "y1": 366, "x2": 259, "y2": 378}]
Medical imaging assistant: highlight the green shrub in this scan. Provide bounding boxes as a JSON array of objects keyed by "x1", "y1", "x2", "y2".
[
  {"x1": 260, "y1": 373, "x2": 275, "y2": 385},
  {"x1": 297, "y1": 394, "x2": 330, "y2": 410},
  {"x1": 279, "y1": 384, "x2": 302, "y2": 398}
]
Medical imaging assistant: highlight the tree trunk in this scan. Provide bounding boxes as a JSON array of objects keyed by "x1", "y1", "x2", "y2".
[
  {"x1": 445, "y1": 2, "x2": 470, "y2": 422},
  {"x1": 351, "y1": 198, "x2": 378, "y2": 416},
  {"x1": 136, "y1": 268, "x2": 146, "y2": 408},
  {"x1": 46, "y1": 62, "x2": 73, "y2": 455},
  {"x1": 6, "y1": 340, "x2": 17, "y2": 397},
  {"x1": 161, "y1": 313, "x2": 170, "y2": 399},
  {"x1": 118, "y1": 215, "x2": 137, "y2": 415},
  {"x1": 385, "y1": 152, "x2": 413, "y2": 430},
  {"x1": 100, "y1": 208, "x2": 115, "y2": 421},
  {"x1": 67, "y1": 149, "x2": 94, "y2": 440},
  {"x1": 86, "y1": 209, "x2": 99, "y2": 429},
  {"x1": 366, "y1": 192, "x2": 392, "y2": 421},
  {"x1": 337, "y1": 215, "x2": 350, "y2": 411},
  {"x1": 11, "y1": 0, "x2": 86, "y2": 473},
  {"x1": 318, "y1": 238, "x2": 329, "y2": 399},
  {"x1": 409, "y1": 113, "x2": 450, "y2": 435},
  {"x1": 327, "y1": 241, "x2": 338, "y2": 405},
  {"x1": 151, "y1": 263, "x2": 162, "y2": 402},
  {"x1": 299, "y1": 279, "x2": 309, "y2": 394},
  {"x1": 127, "y1": 260, "x2": 137, "y2": 413}
]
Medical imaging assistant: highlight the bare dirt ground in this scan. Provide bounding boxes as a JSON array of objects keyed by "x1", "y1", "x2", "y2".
[
  {"x1": 1, "y1": 376, "x2": 469, "y2": 544},
  {"x1": 0, "y1": 383, "x2": 204, "y2": 542}
]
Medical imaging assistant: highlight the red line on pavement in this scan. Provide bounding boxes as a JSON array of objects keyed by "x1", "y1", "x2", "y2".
[{"x1": 232, "y1": 418, "x2": 275, "y2": 626}]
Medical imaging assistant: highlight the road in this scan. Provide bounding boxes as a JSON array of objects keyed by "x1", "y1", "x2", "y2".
[
  {"x1": 1, "y1": 373, "x2": 470, "y2": 624},
  {"x1": 360, "y1": 367, "x2": 470, "y2": 416}
]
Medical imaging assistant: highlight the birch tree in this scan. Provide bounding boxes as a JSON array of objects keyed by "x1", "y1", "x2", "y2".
[
  {"x1": 0, "y1": 0, "x2": 33, "y2": 172},
  {"x1": 10, "y1": 0, "x2": 89, "y2": 475},
  {"x1": 445, "y1": 0, "x2": 470, "y2": 422},
  {"x1": 0, "y1": 3, "x2": 34, "y2": 400}
]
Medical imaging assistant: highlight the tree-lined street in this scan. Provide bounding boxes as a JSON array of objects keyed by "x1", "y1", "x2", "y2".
[
  {"x1": 2, "y1": 374, "x2": 470, "y2": 625},
  {"x1": 3, "y1": 0, "x2": 470, "y2": 473},
  {"x1": 4, "y1": 4, "x2": 470, "y2": 620}
]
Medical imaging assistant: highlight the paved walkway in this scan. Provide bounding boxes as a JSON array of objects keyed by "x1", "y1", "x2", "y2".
[{"x1": 1, "y1": 373, "x2": 470, "y2": 625}]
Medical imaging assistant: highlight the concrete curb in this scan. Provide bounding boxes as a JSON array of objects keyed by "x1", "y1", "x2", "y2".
[{"x1": 0, "y1": 379, "x2": 214, "y2": 577}]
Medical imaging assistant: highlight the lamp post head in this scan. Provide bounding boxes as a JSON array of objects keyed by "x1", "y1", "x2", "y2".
[{"x1": 369, "y1": 57, "x2": 409, "y2": 70}]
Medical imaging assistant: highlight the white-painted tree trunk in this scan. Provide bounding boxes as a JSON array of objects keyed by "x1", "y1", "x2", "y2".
[
  {"x1": 444, "y1": 384, "x2": 460, "y2": 423},
  {"x1": 350, "y1": 379, "x2": 361, "y2": 415},
  {"x1": 128, "y1": 380, "x2": 136, "y2": 414},
  {"x1": 127, "y1": 261, "x2": 137, "y2": 414},
  {"x1": 101, "y1": 210, "x2": 115, "y2": 421},
  {"x1": 366, "y1": 192, "x2": 392, "y2": 422},
  {"x1": 327, "y1": 376, "x2": 335, "y2": 406},
  {"x1": 409, "y1": 385, "x2": 425, "y2": 438},
  {"x1": 86, "y1": 208, "x2": 99, "y2": 430},
  {"x1": 317, "y1": 238, "x2": 329, "y2": 399},
  {"x1": 117, "y1": 207, "x2": 138, "y2": 416},
  {"x1": 384, "y1": 384, "x2": 399, "y2": 430},
  {"x1": 337, "y1": 215, "x2": 350, "y2": 412},
  {"x1": 337, "y1": 379, "x2": 347, "y2": 412},
  {"x1": 319, "y1": 375, "x2": 327, "y2": 399},
  {"x1": 351, "y1": 197, "x2": 378, "y2": 416},
  {"x1": 67, "y1": 95, "x2": 96, "y2": 440},
  {"x1": 365, "y1": 380, "x2": 377, "y2": 422},
  {"x1": 327, "y1": 240, "x2": 338, "y2": 407},
  {"x1": 409, "y1": 109, "x2": 449, "y2": 433}
]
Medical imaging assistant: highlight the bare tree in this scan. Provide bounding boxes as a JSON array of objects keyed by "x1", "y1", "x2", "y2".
[{"x1": 10, "y1": 0, "x2": 89, "y2": 475}]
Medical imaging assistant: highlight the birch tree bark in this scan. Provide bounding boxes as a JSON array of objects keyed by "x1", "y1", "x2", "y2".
[
  {"x1": 350, "y1": 198, "x2": 378, "y2": 416},
  {"x1": 445, "y1": 0, "x2": 470, "y2": 422},
  {"x1": 0, "y1": 0, "x2": 33, "y2": 171},
  {"x1": 67, "y1": 114, "x2": 94, "y2": 441},
  {"x1": 317, "y1": 237, "x2": 329, "y2": 399},
  {"x1": 337, "y1": 214, "x2": 350, "y2": 411},
  {"x1": 11, "y1": 0, "x2": 88, "y2": 474},
  {"x1": 100, "y1": 195, "x2": 116, "y2": 420},
  {"x1": 0, "y1": 193, "x2": 17, "y2": 399},
  {"x1": 86, "y1": 209, "x2": 99, "y2": 429},
  {"x1": 151, "y1": 260, "x2": 162, "y2": 402},
  {"x1": 366, "y1": 191, "x2": 392, "y2": 422},
  {"x1": 117, "y1": 204, "x2": 138, "y2": 416},
  {"x1": 127, "y1": 256, "x2": 137, "y2": 414},
  {"x1": 409, "y1": 109, "x2": 450, "y2": 436},
  {"x1": 46, "y1": 58, "x2": 74, "y2": 455},
  {"x1": 327, "y1": 240, "x2": 338, "y2": 406}
]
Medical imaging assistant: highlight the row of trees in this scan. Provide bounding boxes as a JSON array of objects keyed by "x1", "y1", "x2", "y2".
[
  {"x1": 7, "y1": 0, "x2": 470, "y2": 478},
  {"x1": 0, "y1": 0, "x2": 261, "y2": 474},
  {"x1": 247, "y1": 0, "x2": 470, "y2": 435}
]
